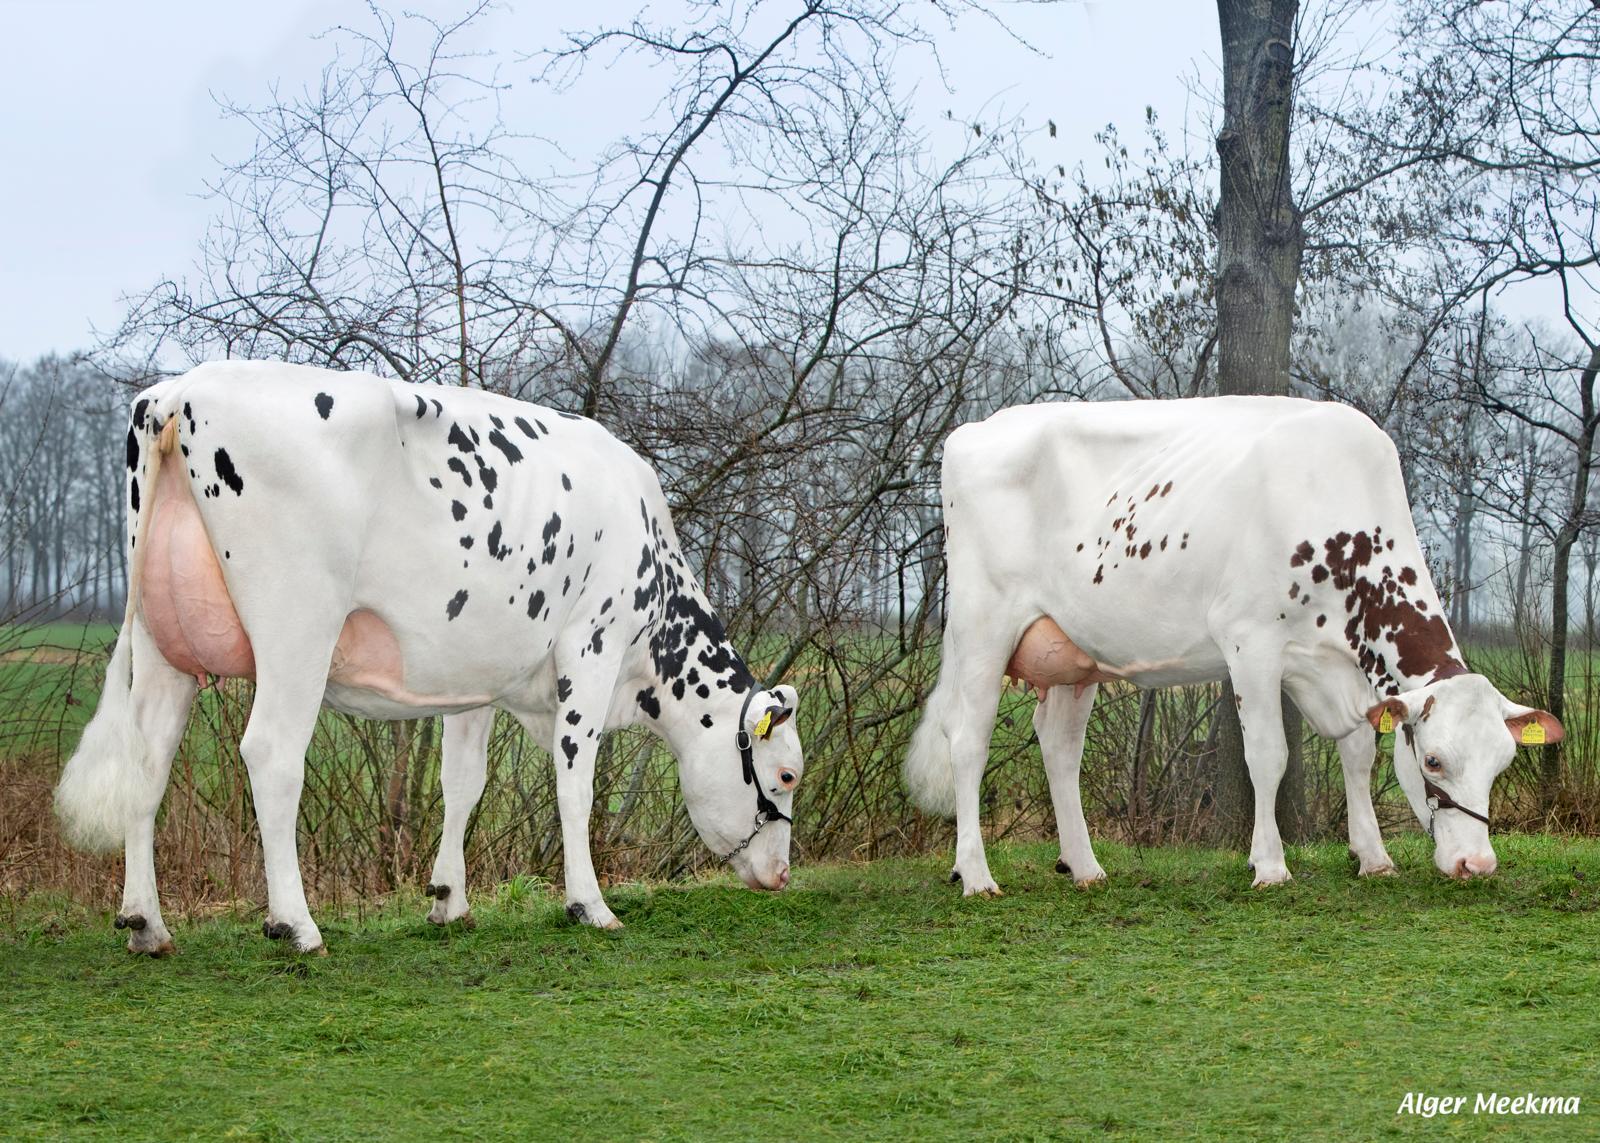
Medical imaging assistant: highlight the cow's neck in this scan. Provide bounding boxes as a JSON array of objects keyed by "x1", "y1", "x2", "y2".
[
  {"x1": 1315, "y1": 530, "x2": 1467, "y2": 696},
  {"x1": 633, "y1": 560, "x2": 758, "y2": 744}
]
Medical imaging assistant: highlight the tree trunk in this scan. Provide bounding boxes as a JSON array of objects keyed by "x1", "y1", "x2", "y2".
[
  {"x1": 1131, "y1": 689, "x2": 1158, "y2": 842},
  {"x1": 1541, "y1": 344, "x2": 1600, "y2": 819},
  {"x1": 1209, "y1": 0, "x2": 1307, "y2": 846}
]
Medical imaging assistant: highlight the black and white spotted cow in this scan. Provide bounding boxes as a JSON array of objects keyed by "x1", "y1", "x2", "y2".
[
  {"x1": 55, "y1": 362, "x2": 802, "y2": 954},
  {"x1": 906, "y1": 396, "x2": 1562, "y2": 893}
]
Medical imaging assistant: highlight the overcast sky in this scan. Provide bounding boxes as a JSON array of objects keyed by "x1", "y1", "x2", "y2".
[{"x1": 0, "y1": 1, "x2": 1222, "y2": 361}]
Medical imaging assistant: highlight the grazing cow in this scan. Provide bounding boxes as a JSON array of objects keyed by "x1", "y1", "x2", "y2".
[
  {"x1": 905, "y1": 396, "x2": 1561, "y2": 893},
  {"x1": 56, "y1": 362, "x2": 802, "y2": 954}
]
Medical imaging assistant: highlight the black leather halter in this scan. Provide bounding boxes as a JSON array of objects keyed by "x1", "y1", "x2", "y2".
[
  {"x1": 722, "y1": 687, "x2": 792, "y2": 862},
  {"x1": 1422, "y1": 775, "x2": 1491, "y2": 833}
]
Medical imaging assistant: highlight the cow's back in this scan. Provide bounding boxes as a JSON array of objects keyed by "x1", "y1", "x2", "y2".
[
  {"x1": 940, "y1": 397, "x2": 1415, "y2": 683},
  {"x1": 134, "y1": 362, "x2": 668, "y2": 715}
]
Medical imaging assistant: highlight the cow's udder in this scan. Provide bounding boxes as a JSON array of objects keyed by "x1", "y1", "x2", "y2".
[
  {"x1": 1006, "y1": 616, "x2": 1120, "y2": 692},
  {"x1": 142, "y1": 449, "x2": 255, "y2": 680}
]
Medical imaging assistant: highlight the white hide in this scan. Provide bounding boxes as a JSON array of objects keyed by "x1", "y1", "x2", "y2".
[
  {"x1": 56, "y1": 361, "x2": 801, "y2": 953},
  {"x1": 906, "y1": 396, "x2": 1560, "y2": 892}
]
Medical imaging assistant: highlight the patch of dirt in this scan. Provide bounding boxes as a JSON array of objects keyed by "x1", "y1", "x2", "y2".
[{"x1": 0, "y1": 647, "x2": 88, "y2": 665}]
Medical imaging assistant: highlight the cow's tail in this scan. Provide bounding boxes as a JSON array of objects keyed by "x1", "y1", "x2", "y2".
[
  {"x1": 54, "y1": 414, "x2": 175, "y2": 852},
  {"x1": 904, "y1": 626, "x2": 959, "y2": 819}
]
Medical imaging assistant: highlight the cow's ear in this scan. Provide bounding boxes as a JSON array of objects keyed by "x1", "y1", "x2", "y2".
[
  {"x1": 749, "y1": 686, "x2": 796, "y2": 740},
  {"x1": 1366, "y1": 697, "x2": 1409, "y2": 733},
  {"x1": 1504, "y1": 705, "x2": 1564, "y2": 747},
  {"x1": 771, "y1": 684, "x2": 798, "y2": 727}
]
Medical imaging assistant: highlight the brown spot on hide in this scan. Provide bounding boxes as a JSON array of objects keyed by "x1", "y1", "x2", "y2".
[
  {"x1": 1290, "y1": 541, "x2": 1315, "y2": 567},
  {"x1": 1146, "y1": 484, "x2": 1161, "y2": 501},
  {"x1": 1319, "y1": 530, "x2": 1464, "y2": 687},
  {"x1": 1161, "y1": 481, "x2": 1173, "y2": 496},
  {"x1": 1139, "y1": 542, "x2": 1151, "y2": 559},
  {"x1": 1289, "y1": 583, "x2": 1300, "y2": 600}
]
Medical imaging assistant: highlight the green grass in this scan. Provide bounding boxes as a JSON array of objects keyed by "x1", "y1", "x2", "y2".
[{"x1": 5, "y1": 836, "x2": 1598, "y2": 1141}]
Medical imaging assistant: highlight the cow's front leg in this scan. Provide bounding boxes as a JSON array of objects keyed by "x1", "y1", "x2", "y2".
[
  {"x1": 1337, "y1": 725, "x2": 1395, "y2": 876},
  {"x1": 1227, "y1": 659, "x2": 1293, "y2": 887},
  {"x1": 1036, "y1": 683, "x2": 1105, "y2": 886},
  {"x1": 548, "y1": 676, "x2": 620, "y2": 929},
  {"x1": 117, "y1": 619, "x2": 197, "y2": 955},
  {"x1": 427, "y1": 708, "x2": 493, "y2": 925}
]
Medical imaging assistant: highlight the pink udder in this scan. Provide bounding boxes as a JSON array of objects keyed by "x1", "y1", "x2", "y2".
[
  {"x1": 142, "y1": 450, "x2": 256, "y2": 680},
  {"x1": 1006, "y1": 616, "x2": 1118, "y2": 692},
  {"x1": 328, "y1": 609, "x2": 406, "y2": 691}
]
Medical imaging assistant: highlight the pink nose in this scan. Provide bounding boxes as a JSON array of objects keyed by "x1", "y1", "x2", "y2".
[
  {"x1": 774, "y1": 864, "x2": 790, "y2": 891},
  {"x1": 1453, "y1": 854, "x2": 1497, "y2": 879}
]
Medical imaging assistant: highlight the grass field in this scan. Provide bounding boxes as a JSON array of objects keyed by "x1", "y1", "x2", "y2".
[{"x1": 5, "y1": 836, "x2": 1597, "y2": 1141}]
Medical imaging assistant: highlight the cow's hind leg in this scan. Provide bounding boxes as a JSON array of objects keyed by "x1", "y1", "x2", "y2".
[
  {"x1": 119, "y1": 618, "x2": 198, "y2": 955},
  {"x1": 427, "y1": 708, "x2": 492, "y2": 925},
  {"x1": 947, "y1": 654, "x2": 1011, "y2": 898},
  {"x1": 1036, "y1": 683, "x2": 1105, "y2": 886},
  {"x1": 239, "y1": 630, "x2": 342, "y2": 954},
  {"x1": 1337, "y1": 725, "x2": 1395, "y2": 876},
  {"x1": 1224, "y1": 649, "x2": 1293, "y2": 887}
]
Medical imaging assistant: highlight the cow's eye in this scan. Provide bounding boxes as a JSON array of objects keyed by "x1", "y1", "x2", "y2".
[
  {"x1": 778, "y1": 769, "x2": 798, "y2": 789},
  {"x1": 1423, "y1": 754, "x2": 1443, "y2": 772}
]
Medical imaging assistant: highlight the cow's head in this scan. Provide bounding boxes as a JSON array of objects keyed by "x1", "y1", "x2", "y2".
[
  {"x1": 678, "y1": 684, "x2": 802, "y2": 892},
  {"x1": 1367, "y1": 674, "x2": 1562, "y2": 878}
]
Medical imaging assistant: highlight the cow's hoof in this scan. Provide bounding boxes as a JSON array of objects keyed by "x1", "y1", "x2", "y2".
[
  {"x1": 1057, "y1": 859, "x2": 1107, "y2": 887},
  {"x1": 114, "y1": 913, "x2": 147, "y2": 932},
  {"x1": 1251, "y1": 866, "x2": 1293, "y2": 888},
  {"x1": 566, "y1": 902, "x2": 622, "y2": 930},
  {"x1": 1358, "y1": 861, "x2": 1397, "y2": 878},
  {"x1": 962, "y1": 881, "x2": 1004, "y2": 899},
  {"x1": 127, "y1": 933, "x2": 176, "y2": 957},
  {"x1": 428, "y1": 908, "x2": 475, "y2": 930}
]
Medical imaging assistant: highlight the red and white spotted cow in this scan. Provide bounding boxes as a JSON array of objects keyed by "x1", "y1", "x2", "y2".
[
  {"x1": 56, "y1": 362, "x2": 802, "y2": 954},
  {"x1": 906, "y1": 396, "x2": 1561, "y2": 893}
]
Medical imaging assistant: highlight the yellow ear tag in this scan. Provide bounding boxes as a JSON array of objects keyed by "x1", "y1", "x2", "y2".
[
  {"x1": 753, "y1": 711, "x2": 773, "y2": 739},
  {"x1": 1521, "y1": 721, "x2": 1546, "y2": 745},
  {"x1": 1378, "y1": 710, "x2": 1394, "y2": 734}
]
